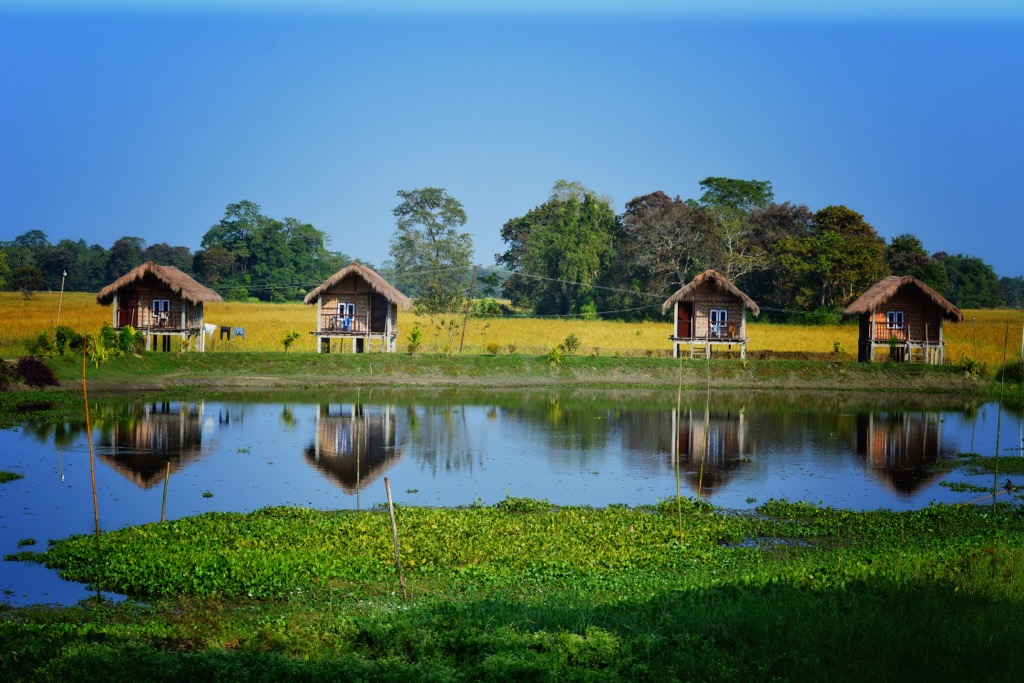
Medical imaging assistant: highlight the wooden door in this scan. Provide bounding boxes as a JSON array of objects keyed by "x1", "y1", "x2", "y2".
[
  {"x1": 370, "y1": 295, "x2": 388, "y2": 333},
  {"x1": 676, "y1": 302, "x2": 693, "y2": 339}
]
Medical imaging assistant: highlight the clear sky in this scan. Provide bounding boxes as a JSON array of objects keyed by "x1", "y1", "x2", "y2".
[{"x1": 1, "y1": 1, "x2": 1021, "y2": 278}]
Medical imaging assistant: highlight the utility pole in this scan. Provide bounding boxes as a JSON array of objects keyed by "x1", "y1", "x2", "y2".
[
  {"x1": 55, "y1": 269, "x2": 67, "y2": 331},
  {"x1": 459, "y1": 266, "x2": 477, "y2": 353}
]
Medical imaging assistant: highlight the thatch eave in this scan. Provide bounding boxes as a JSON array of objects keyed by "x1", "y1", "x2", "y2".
[
  {"x1": 843, "y1": 276, "x2": 964, "y2": 322},
  {"x1": 660, "y1": 270, "x2": 760, "y2": 317},
  {"x1": 303, "y1": 262, "x2": 412, "y2": 310},
  {"x1": 96, "y1": 262, "x2": 223, "y2": 306}
]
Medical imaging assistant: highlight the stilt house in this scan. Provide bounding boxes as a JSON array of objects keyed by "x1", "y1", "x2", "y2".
[
  {"x1": 304, "y1": 262, "x2": 412, "y2": 353},
  {"x1": 843, "y1": 276, "x2": 963, "y2": 364},
  {"x1": 96, "y1": 262, "x2": 223, "y2": 352},
  {"x1": 661, "y1": 270, "x2": 760, "y2": 359}
]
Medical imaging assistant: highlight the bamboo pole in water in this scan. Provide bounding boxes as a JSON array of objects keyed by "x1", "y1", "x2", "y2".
[
  {"x1": 82, "y1": 345, "x2": 102, "y2": 591},
  {"x1": 161, "y1": 461, "x2": 170, "y2": 522},
  {"x1": 384, "y1": 477, "x2": 407, "y2": 601},
  {"x1": 992, "y1": 322, "x2": 1009, "y2": 514}
]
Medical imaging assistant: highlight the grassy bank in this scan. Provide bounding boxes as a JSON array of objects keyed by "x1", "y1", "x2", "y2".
[
  {"x1": 29, "y1": 349, "x2": 998, "y2": 396},
  {"x1": 3, "y1": 499, "x2": 1023, "y2": 681}
]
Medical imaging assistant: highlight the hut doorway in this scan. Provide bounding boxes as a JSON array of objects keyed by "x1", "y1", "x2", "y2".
[
  {"x1": 676, "y1": 302, "x2": 693, "y2": 339},
  {"x1": 370, "y1": 294, "x2": 388, "y2": 334}
]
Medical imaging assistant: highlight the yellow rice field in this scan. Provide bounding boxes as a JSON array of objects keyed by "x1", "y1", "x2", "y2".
[{"x1": 2, "y1": 292, "x2": 1022, "y2": 368}]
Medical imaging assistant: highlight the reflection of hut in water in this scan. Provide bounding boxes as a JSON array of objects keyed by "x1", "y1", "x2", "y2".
[
  {"x1": 96, "y1": 402, "x2": 207, "y2": 488},
  {"x1": 673, "y1": 407, "x2": 749, "y2": 494},
  {"x1": 304, "y1": 404, "x2": 405, "y2": 493},
  {"x1": 855, "y1": 412, "x2": 953, "y2": 494}
]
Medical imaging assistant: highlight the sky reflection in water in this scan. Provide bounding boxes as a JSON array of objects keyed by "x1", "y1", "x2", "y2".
[{"x1": 1, "y1": 390, "x2": 1021, "y2": 607}]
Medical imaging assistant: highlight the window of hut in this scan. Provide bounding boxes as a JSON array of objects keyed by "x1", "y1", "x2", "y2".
[
  {"x1": 886, "y1": 310, "x2": 904, "y2": 330},
  {"x1": 710, "y1": 309, "x2": 728, "y2": 337}
]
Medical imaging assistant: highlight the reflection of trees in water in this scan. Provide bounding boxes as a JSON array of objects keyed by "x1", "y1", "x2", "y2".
[
  {"x1": 303, "y1": 404, "x2": 406, "y2": 494},
  {"x1": 498, "y1": 396, "x2": 613, "y2": 452},
  {"x1": 94, "y1": 401, "x2": 208, "y2": 489},
  {"x1": 407, "y1": 404, "x2": 477, "y2": 475},
  {"x1": 855, "y1": 412, "x2": 953, "y2": 494}
]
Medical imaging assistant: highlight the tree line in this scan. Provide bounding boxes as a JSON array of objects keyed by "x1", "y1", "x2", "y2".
[
  {"x1": 2, "y1": 181, "x2": 1021, "y2": 316},
  {"x1": 386, "y1": 179, "x2": 1021, "y2": 317},
  {"x1": 0, "y1": 200, "x2": 352, "y2": 302}
]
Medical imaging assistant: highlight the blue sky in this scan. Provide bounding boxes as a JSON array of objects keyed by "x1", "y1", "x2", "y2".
[{"x1": 1, "y1": 1, "x2": 1022, "y2": 278}]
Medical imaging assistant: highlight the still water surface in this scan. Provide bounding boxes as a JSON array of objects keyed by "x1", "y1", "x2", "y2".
[{"x1": 1, "y1": 390, "x2": 1021, "y2": 607}]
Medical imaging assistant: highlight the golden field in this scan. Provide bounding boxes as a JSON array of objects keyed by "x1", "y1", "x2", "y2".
[{"x1": 1, "y1": 291, "x2": 1021, "y2": 369}]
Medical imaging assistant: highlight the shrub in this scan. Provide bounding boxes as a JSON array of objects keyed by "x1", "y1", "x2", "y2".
[
  {"x1": 472, "y1": 297, "x2": 505, "y2": 317},
  {"x1": 997, "y1": 357, "x2": 1024, "y2": 384},
  {"x1": 0, "y1": 361, "x2": 17, "y2": 391},
  {"x1": 281, "y1": 329, "x2": 301, "y2": 352},
  {"x1": 959, "y1": 356, "x2": 987, "y2": 379},
  {"x1": 16, "y1": 357, "x2": 59, "y2": 388},
  {"x1": 407, "y1": 325, "x2": 423, "y2": 355},
  {"x1": 119, "y1": 325, "x2": 143, "y2": 354},
  {"x1": 26, "y1": 333, "x2": 56, "y2": 358},
  {"x1": 55, "y1": 325, "x2": 84, "y2": 355},
  {"x1": 562, "y1": 333, "x2": 581, "y2": 354},
  {"x1": 547, "y1": 344, "x2": 565, "y2": 367},
  {"x1": 86, "y1": 333, "x2": 109, "y2": 367},
  {"x1": 485, "y1": 341, "x2": 501, "y2": 356}
]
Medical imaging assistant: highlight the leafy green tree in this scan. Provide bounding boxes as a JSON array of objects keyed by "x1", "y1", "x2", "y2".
[
  {"x1": 694, "y1": 178, "x2": 773, "y2": 290},
  {"x1": 935, "y1": 253, "x2": 1000, "y2": 308},
  {"x1": 143, "y1": 243, "x2": 194, "y2": 274},
  {"x1": 1, "y1": 230, "x2": 50, "y2": 279},
  {"x1": 388, "y1": 187, "x2": 473, "y2": 313},
  {"x1": 773, "y1": 205, "x2": 887, "y2": 310},
  {"x1": 0, "y1": 251, "x2": 9, "y2": 290},
  {"x1": 201, "y1": 200, "x2": 265, "y2": 279},
  {"x1": 11, "y1": 265, "x2": 45, "y2": 292},
  {"x1": 105, "y1": 236, "x2": 145, "y2": 281},
  {"x1": 885, "y1": 234, "x2": 947, "y2": 294},
  {"x1": 698, "y1": 177, "x2": 774, "y2": 213},
  {"x1": 498, "y1": 181, "x2": 616, "y2": 315},
  {"x1": 193, "y1": 244, "x2": 236, "y2": 285},
  {"x1": 999, "y1": 276, "x2": 1024, "y2": 308},
  {"x1": 197, "y1": 200, "x2": 342, "y2": 301}
]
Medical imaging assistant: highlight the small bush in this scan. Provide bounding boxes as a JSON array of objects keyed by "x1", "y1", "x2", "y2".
[
  {"x1": 0, "y1": 361, "x2": 18, "y2": 391},
  {"x1": 281, "y1": 329, "x2": 301, "y2": 352},
  {"x1": 119, "y1": 325, "x2": 144, "y2": 354},
  {"x1": 562, "y1": 333, "x2": 581, "y2": 355},
  {"x1": 472, "y1": 297, "x2": 506, "y2": 317},
  {"x1": 26, "y1": 333, "x2": 56, "y2": 358},
  {"x1": 407, "y1": 325, "x2": 423, "y2": 355},
  {"x1": 997, "y1": 358, "x2": 1024, "y2": 384},
  {"x1": 16, "y1": 357, "x2": 59, "y2": 388},
  {"x1": 55, "y1": 325, "x2": 84, "y2": 355},
  {"x1": 547, "y1": 344, "x2": 565, "y2": 367},
  {"x1": 959, "y1": 356, "x2": 987, "y2": 379},
  {"x1": 485, "y1": 341, "x2": 501, "y2": 356}
]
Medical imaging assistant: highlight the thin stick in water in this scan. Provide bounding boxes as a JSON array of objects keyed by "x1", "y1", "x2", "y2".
[{"x1": 384, "y1": 477, "x2": 407, "y2": 601}]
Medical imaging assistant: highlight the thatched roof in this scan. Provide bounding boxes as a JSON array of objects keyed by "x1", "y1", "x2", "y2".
[
  {"x1": 96, "y1": 262, "x2": 223, "y2": 305},
  {"x1": 843, "y1": 276, "x2": 964, "y2": 322},
  {"x1": 661, "y1": 270, "x2": 760, "y2": 316},
  {"x1": 303, "y1": 262, "x2": 412, "y2": 310}
]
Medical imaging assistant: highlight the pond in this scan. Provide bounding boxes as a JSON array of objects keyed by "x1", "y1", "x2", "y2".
[{"x1": 1, "y1": 389, "x2": 1021, "y2": 607}]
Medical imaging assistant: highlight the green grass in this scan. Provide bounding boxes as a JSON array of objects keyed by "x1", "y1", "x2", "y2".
[
  {"x1": 3, "y1": 499, "x2": 1023, "y2": 681},
  {"x1": 31, "y1": 350, "x2": 1000, "y2": 398},
  {"x1": 0, "y1": 470, "x2": 24, "y2": 484}
]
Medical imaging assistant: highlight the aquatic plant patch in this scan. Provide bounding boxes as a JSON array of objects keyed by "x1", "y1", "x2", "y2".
[{"x1": 4, "y1": 498, "x2": 1024, "y2": 682}]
